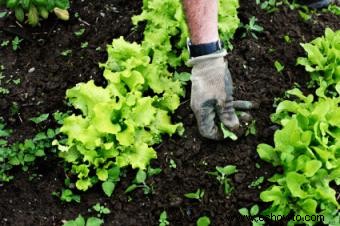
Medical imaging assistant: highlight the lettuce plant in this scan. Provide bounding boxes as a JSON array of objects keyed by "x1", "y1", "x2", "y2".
[
  {"x1": 297, "y1": 28, "x2": 340, "y2": 97},
  {"x1": 257, "y1": 88, "x2": 340, "y2": 225},
  {"x1": 58, "y1": 0, "x2": 241, "y2": 194},
  {"x1": 58, "y1": 38, "x2": 184, "y2": 192}
]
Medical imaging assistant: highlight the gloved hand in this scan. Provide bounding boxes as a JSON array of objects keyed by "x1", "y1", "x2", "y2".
[{"x1": 189, "y1": 49, "x2": 256, "y2": 140}]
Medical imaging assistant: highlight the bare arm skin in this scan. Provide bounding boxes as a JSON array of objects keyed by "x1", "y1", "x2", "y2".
[{"x1": 182, "y1": 0, "x2": 219, "y2": 45}]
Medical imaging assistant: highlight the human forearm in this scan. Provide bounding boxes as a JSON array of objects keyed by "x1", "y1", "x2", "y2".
[{"x1": 182, "y1": 0, "x2": 219, "y2": 45}]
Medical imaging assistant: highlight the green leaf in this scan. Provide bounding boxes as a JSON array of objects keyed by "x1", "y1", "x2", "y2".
[
  {"x1": 102, "y1": 181, "x2": 115, "y2": 197},
  {"x1": 196, "y1": 216, "x2": 211, "y2": 226},
  {"x1": 74, "y1": 28, "x2": 85, "y2": 37},
  {"x1": 238, "y1": 208, "x2": 249, "y2": 216},
  {"x1": 300, "y1": 199, "x2": 317, "y2": 214},
  {"x1": 132, "y1": 98, "x2": 156, "y2": 126},
  {"x1": 85, "y1": 217, "x2": 104, "y2": 226},
  {"x1": 124, "y1": 184, "x2": 138, "y2": 193},
  {"x1": 63, "y1": 215, "x2": 85, "y2": 226},
  {"x1": 220, "y1": 123, "x2": 238, "y2": 140},
  {"x1": 274, "y1": 60, "x2": 284, "y2": 73},
  {"x1": 174, "y1": 71, "x2": 191, "y2": 83},
  {"x1": 301, "y1": 43, "x2": 325, "y2": 67},
  {"x1": 260, "y1": 185, "x2": 285, "y2": 205},
  {"x1": 30, "y1": 113, "x2": 49, "y2": 124},
  {"x1": 250, "y1": 205, "x2": 259, "y2": 216},
  {"x1": 135, "y1": 170, "x2": 147, "y2": 184},
  {"x1": 107, "y1": 166, "x2": 120, "y2": 181},
  {"x1": 117, "y1": 143, "x2": 156, "y2": 170},
  {"x1": 96, "y1": 168, "x2": 108, "y2": 181},
  {"x1": 92, "y1": 102, "x2": 121, "y2": 134},
  {"x1": 76, "y1": 178, "x2": 92, "y2": 191},
  {"x1": 59, "y1": 148, "x2": 80, "y2": 163},
  {"x1": 147, "y1": 167, "x2": 162, "y2": 177},
  {"x1": 216, "y1": 165, "x2": 237, "y2": 176},
  {"x1": 55, "y1": 0, "x2": 70, "y2": 9},
  {"x1": 257, "y1": 144, "x2": 279, "y2": 165},
  {"x1": 304, "y1": 160, "x2": 322, "y2": 177},
  {"x1": 286, "y1": 172, "x2": 307, "y2": 198}
]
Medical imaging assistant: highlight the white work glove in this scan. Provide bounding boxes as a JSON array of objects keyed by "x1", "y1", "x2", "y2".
[{"x1": 189, "y1": 50, "x2": 255, "y2": 140}]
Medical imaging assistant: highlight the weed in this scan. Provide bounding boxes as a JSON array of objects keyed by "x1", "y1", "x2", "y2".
[
  {"x1": 12, "y1": 36, "x2": 23, "y2": 51},
  {"x1": 159, "y1": 211, "x2": 170, "y2": 226},
  {"x1": 184, "y1": 188, "x2": 205, "y2": 202},
  {"x1": 241, "y1": 16, "x2": 264, "y2": 39}
]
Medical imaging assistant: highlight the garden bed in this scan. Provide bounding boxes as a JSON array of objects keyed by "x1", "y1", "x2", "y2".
[{"x1": 0, "y1": 0, "x2": 339, "y2": 225}]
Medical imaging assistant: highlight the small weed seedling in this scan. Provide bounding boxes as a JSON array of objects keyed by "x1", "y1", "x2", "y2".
[
  {"x1": 124, "y1": 168, "x2": 158, "y2": 195},
  {"x1": 246, "y1": 120, "x2": 257, "y2": 136},
  {"x1": 92, "y1": 203, "x2": 111, "y2": 217},
  {"x1": 283, "y1": 35, "x2": 291, "y2": 44},
  {"x1": 74, "y1": 28, "x2": 85, "y2": 37},
  {"x1": 241, "y1": 16, "x2": 264, "y2": 39},
  {"x1": 1, "y1": 40, "x2": 9, "y2": 47},
  {"x1": 239, "y1": 205, "x2": 265, "y2": 226},
  {"x1": 12, "y1": 36, "x2": 23, "y2": 51},
  {"x1": 0, "y1": 65, "x2": 9, "y2": 95},
  {"x1": 30, "y1": 113, "x2": 49, "y2": 124},
  {"x1": 159, "y1": 211, "x2": 170, "y2": 226},
  {"x1": 52, "y1": 189, "x2": 80, "y2": 203},
  {"x1": 248, "y1": 176, "x2": 265, "y2": 189},
  {"x1": 196, "y1": 216, "x2": 211, "y2": 226},
  {"x1": 0, "y1": 113, "x2": 60, "y2": 182},
  {"x1": 184, "y1": 188, "x2": 205, "y2": 202},
  {"x1": 256, "y1": 0, "x2": 283, "y2": 13},
  {"x1": 298, "y1": 5, "x2": 313, "y2": 22},
  {"x1": 169, "y1": 159, "x2": 177, "y2": 169},
  {"x1": 324, "y1": 4, "x2": 340, "y2": 15},
  {"x1": 208, "y1": 165, "x2": 237, "y2": 196},
  {"x1": 62, "y1": 214, "x2": 104, "y2": 226},
  {"x1": 61, "y1": 189, "x2": 81, "y2": 203},
  {"x1": 61, "y1": 49, "x2": 72, "y2": 56},
  {"x1": 81, "y1": 42, "x2": 89, "y2": 49},
  {"x1": 274, "y1": 60, "x2": 284, "y2": 73},
  {"x1": 174, "y1": 72, "x2": 191, "y2": 85}
]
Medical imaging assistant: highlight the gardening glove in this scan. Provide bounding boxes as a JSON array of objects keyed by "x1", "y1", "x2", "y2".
[{"x1": 189, "y1": 49, "x2": 256, "y2": 140}]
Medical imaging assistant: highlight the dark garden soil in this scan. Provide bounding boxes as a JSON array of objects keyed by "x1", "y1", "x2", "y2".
[{"x1": 0, "y1": 0, "x2": 339, "y2": 225}]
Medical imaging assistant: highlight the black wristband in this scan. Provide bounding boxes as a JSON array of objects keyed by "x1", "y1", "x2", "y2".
[{"x1": 187, "y1": 39, "x2": 224, "y2": 57}]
